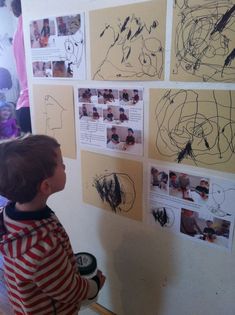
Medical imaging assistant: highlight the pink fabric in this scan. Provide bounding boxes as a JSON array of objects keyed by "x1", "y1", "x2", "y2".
[{"x1": 12, "y1": 16, "x2": 30, "y2": 110}]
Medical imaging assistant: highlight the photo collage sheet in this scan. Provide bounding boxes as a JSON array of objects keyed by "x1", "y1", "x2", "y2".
[
  {"x1": 148, "y1": 164, "x2": 235, "y2": 251},
  {"x1": 77, "y1": 87, "x2": 144, "y2": 156},
  {"x1": 30, "y1": 13, "x2": 85, "y2": 79},
  {"x1": 31, "y1": 0, "x2": 235, "y2": 251}
]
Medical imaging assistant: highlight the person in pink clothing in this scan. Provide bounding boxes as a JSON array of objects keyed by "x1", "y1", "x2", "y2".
[{"x1": 11, "y1": 0, "x2": 31, "y2": 133}]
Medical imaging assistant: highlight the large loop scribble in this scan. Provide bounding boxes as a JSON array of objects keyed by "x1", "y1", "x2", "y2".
[
  {"x1": 173, "y1": 0, "x2": 235, "y2": 82},
  {"x1": 154, "y1": 89, "x2": 235, "y2": 167}
]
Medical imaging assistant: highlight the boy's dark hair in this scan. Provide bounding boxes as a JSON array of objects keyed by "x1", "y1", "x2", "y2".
[
  {"x1": 0, "y1": 135, "x2": 60, "y2": 203},
  {"x1": 11, "y1": 0, "x2": 21, "y2": 17},
  {"x1": 128, "y1": 128, "x2": 134, "y2": 133}
]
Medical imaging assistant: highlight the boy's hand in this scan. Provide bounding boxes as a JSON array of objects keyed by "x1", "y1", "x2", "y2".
[{"x1": 96, "y1": 269, "x2": 106, "y2": 289}]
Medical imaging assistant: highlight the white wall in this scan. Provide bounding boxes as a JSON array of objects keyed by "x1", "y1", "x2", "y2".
[{"x1": 22, "y1": 1, "x2": 235, "y2": 314}]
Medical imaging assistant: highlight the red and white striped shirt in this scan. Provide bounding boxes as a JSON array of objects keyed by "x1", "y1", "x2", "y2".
[{"x1": 0, "y1": 203, "x2": 98, "y2": 315}]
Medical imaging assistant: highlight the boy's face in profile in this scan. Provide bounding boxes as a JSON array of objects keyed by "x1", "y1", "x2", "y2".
[{"x1": 48, "y1": 148, "x2": 66, "y2": 194}]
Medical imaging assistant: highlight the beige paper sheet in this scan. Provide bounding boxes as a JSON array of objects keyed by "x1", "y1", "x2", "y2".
[
  {"x1": 81, "y1": 151, "x2": 143, "y2": 221},
  {"x1": 171, "y1": 0, "x2": 235, "y2": 82},
  {"x1": 149, "y1": 88, "x2": 235, "y2": 173},
  {"x1": 90, "y1": 0, "x2": 166, "y2": 81},
  {"x1": 33, "y1": 84, "x2": 76, "y2": 159}
]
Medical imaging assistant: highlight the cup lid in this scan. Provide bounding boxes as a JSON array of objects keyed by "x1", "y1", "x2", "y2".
[{"x1": 75, "y1": 252, "x2": 97, "y2": 276}]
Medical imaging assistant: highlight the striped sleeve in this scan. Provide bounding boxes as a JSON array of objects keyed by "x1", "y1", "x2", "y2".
[{"x1": 32, "y1": 240, "x2": 98, "y2": 305}]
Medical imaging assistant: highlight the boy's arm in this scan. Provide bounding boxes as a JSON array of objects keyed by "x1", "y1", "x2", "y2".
[{"x1": 33, "y1": 244, "x2": 99, "y2": 305}]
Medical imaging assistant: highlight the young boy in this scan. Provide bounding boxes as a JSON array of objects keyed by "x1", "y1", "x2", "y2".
[{"x1": 0, "y1": 135, "x2": 105, "y2": 315}]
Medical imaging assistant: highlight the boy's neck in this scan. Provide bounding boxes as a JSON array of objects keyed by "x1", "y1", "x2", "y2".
[{"x1": 16, "y1": 195, "x2": 48, "y2": 212}]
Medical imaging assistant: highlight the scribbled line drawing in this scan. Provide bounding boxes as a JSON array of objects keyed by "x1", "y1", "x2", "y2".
[
  {"x1": 44, "y1": 95, "x2": 66, "y2": 137},
  {"x1": 64, "y1": 31, "x2": 84, "y2": 75},
  {"x1": 93, "y1": 172, "x2": 136, "y2": 213},
  {"x1": 61, "y1": 15, "x2": 84, "y2": 75},
  {"x1": 154, "y1": 89, "x2": 235, "y2": 167},
  {"x1": 208, "y1": 183, "x2": 234, "y2": 217},
  {"x1": 173, "y1": 1, "x2": 235, "y2": 82},
  {"x1": 151, "y1": 207, "x2": 175, "y2": 228},
  {"x1": 93, "y1": 13, "x2": 164, "y2": 80}
]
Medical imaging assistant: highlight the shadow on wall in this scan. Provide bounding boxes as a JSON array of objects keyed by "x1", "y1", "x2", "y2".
[{"x1": 98, "y1": 213, "x2": 178, "y2": 315}]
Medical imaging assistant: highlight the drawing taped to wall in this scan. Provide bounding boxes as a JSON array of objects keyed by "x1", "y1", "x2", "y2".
[
  {"x1": 149, "y1": 89, "x2": 235, "y2": 173},
  {"x1": 171, "y1": 0, "x2": 235, "y2": 82},
  {"x1": 33, "y1": 84, "x2": 76, "y2": 159},
  {"x1": 81, "y1": 151, "x2": 143, "y2": 221},
  {"x1": 90, "y1": 1, "x2": 166, "y2": 81}
]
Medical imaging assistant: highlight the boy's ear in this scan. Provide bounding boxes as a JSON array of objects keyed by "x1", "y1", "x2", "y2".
[{"x1": 39, "y1": 179, "x2": 52, "y2": 196}]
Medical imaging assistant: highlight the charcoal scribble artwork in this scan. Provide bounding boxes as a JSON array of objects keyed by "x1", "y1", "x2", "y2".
[
  {"x1": 149, "y1": 89, "x2": 235, "y2": 173},
  {"x1": 90, "y1": 1, "x2": 166, "y2": 81},
  {"x1": 171, "y1": 0, "x2": 235, "y2": 82},
  {"x1": 93, "y1": 172, "x2": 136, "y2": 213}
]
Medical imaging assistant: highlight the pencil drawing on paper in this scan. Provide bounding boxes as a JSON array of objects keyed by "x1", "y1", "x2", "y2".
[
  {"x1": 44, "y1": 95, "x2": 66, "y2": 137},
  {"x1": 92, "y1": 13, "x2": 164, "y2": 80},
  {"x1": 172, "y1": 0, "x2": 235, "y2": 82},
  {"x1": 153, "y1": 89, "x2": 235, "y2": 169},
  {"x1": 93, "y1": 172, "x2": 136, "y2": 213}
]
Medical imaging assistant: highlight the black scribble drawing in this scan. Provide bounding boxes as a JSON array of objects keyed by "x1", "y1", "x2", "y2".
[
  {"x1": 93, "y1": 172, "x2": 136, "y2": 213},
  {"x1": 173, "y1": 0, "x2": 235, "y2": 82},
  {"x1": 60, "y1": 15, "x2": 84, "y2": 76},
  {"x1": 64, "y1": 30, "x2": 84, "y2": 72},
  {"x1": 93, "y1": 13, "x2": 164, "y2": 80},
  {"x1": 44, "y1": 95, "x2": 66, "y2": 137},
  {"x1": 208, "y1": 183, "x2": 234, "y2": 217},
  {"x1": 151, "y1": 207, "x2": 175, "y2": 228},
  {"x1": 154, "y1": 89, "x2": 235, "y2": 168}
]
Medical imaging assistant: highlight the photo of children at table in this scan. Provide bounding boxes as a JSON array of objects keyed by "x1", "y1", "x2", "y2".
[
  {"x1": 180, "y1": 209, "x2": 203, "y2": 237},
  {"x1": 98, "y1": 88, "x2": 118, "y2": 104},
  {"x1": 169, "y1": 171, "x2": 210, "y2": 204},
  {"x1": 180, "y1": 210, "x2": 231, "y2": 248},
  {"x1": 79, "y1": 103, "x2": 102, "y2": 121},
  {"x1": 119, "y1": 88, "x2": 143, "y2": 105},
  {"x1": 103, "y1": 106, "x2": 129, "y2": 124},
  {"x1": 150, "y1": 167, "x2": 168, "y2": 192},
  {"x1": 107, "y1": 126, "x2": 142, "y2": 154},
  {"x1": 30, "y1": 18, "x2": 55, "y2": 48},
  {"x1": 78, "y1": 88, "x2": 95, "y2": 103}
]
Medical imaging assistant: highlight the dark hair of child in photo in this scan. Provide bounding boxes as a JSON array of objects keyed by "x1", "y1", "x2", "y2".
[{"x1": 0, "y1": 135, "x2": 105, "y2": 314}]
